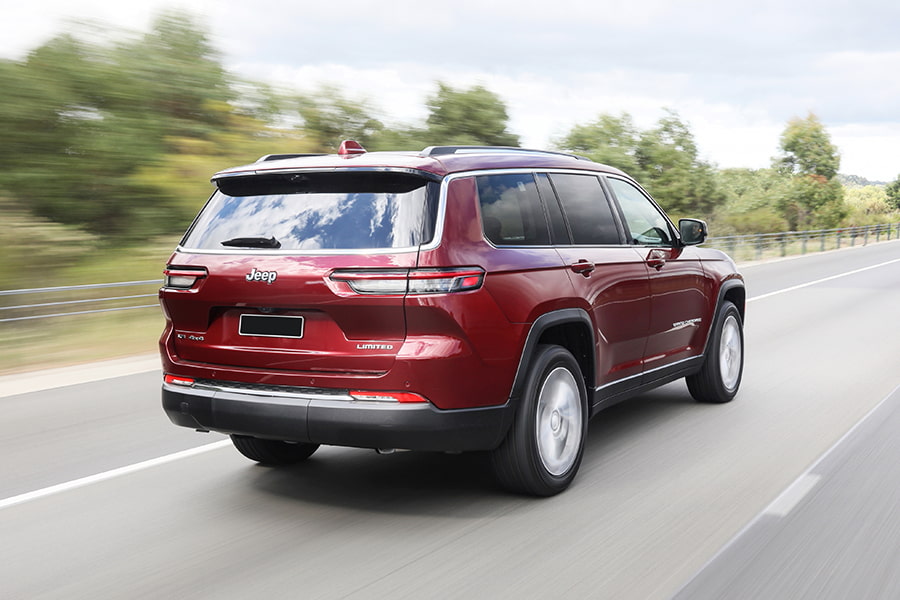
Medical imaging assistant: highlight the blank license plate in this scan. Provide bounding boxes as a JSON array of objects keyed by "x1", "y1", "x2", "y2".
[{"x1": 239, "y1": 314, "x2": 305, "y2": 339}]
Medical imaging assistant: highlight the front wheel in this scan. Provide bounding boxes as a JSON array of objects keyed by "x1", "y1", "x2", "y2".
[
  {"x1": 230, "y1": 435, "x2": 319, "y2": 465},
  {"x1": 687, "y1": 300, "x2": 744, "y2": 403},
  {"x1": 490, "y1": 344, "x2": 588, "y2": 496}
]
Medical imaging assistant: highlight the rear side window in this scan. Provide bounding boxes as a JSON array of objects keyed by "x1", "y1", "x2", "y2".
[
  {"x1": 477, "y1": 173, "x2": 550, "y2": 246},
  {"x1": 180, "y1": 172, "x2": 439, "y2": 251},
  {"x1": 548, "y1": 174, "x2": 621, "y2": 245}
]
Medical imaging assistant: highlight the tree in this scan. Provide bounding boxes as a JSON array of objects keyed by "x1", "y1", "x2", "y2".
[
  {"x1": 634, "y1": 110, "x2": 722, "y2": 216},
  {"x1": 556, "y1": 113, "x2": 640, "y2": 174},
  {"x1": 886, "y1": 175, "x2": 900, "y2": 211},
  {"x1": 424, "y1": 82, "x2": 520, "y2": 147},
  {"x1": 0, "y1": 11, "x2": 239, "y2": 239},
  {"x1": 556, "y1": 110, "x2": 722, "y2": 217},
  {"x1": 773, "y1": 113, "x2": 846, "y2": 229},
  {"x1": 714, "y1": 168, "x2": 790, "y2": 233},
  {"x1": 295, "y1": 85, "x2": 383, "y2": 152}
]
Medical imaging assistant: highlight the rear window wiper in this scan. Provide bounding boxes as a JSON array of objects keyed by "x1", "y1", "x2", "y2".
[{"x1": 220, "y1": 236, "x2": 282, "y2": 249}]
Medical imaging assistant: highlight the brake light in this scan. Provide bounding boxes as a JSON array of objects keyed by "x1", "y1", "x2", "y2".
[
  {"x1": 330, "y1": 268, "x2": 485, "y2": 295},
  {"x1": 349, "y1": 391, "x2": 427, "y2": 403},
  {"x1": 165, "y1": 374, "x2": 195, "y2": 386},
  {"x1": 338, "y1": 140, "x2": 366, "y2": 156},
  {"x1": 163, "y1": 266, "x2": 208, "y2": 290}
]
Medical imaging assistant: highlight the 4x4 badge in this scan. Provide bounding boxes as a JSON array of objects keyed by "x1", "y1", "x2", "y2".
[{"x1": 246, "y1": 267, "x2": 277, "y2": 284}]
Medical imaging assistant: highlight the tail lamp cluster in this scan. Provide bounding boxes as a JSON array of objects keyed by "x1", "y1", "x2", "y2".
[
  {"x1": 163, "y1": 266, "x2": 208, "y2": 290},
  {"x1": 330, "y1": 267, "x2": 484, "y2": 295}
]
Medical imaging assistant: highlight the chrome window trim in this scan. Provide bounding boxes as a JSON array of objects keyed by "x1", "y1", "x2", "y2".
[{"x1": 448, "y1": 168, "x2": 630, "y2": 249}]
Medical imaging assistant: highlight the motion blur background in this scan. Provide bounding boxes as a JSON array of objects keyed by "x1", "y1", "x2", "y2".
[{"x1": 2, "y1": 1, "x2": 899, "y2": 372}]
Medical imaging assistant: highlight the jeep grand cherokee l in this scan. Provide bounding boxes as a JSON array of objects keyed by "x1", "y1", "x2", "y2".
[{"x1": 160, "y1": 141, "x2": 745, "y2": 496}]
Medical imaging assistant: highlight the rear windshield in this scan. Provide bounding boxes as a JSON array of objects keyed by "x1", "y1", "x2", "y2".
[{"x1": 180, "y1": 171, "x2": 439, "y2": 251}]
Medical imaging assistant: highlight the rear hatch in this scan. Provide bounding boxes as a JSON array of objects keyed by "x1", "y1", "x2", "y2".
[{"x1": 161, "y1": 170, "x2": 440, "y2": 375}]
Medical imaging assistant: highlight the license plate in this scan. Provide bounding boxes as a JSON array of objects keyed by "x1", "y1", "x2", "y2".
[{"x1": 239, "y1": 314, "x2": 305, "y2": 339}]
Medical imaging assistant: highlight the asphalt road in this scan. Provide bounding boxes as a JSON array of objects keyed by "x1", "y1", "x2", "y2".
[{"x1": 1, "y1": 240, "x2": 899, "y2": 599}]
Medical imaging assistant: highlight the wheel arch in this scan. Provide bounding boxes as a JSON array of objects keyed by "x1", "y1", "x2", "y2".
[
  {"x1": 509, "y1": 308, "x2": 595, "y2": 404},
  {"x1": 720, "y1": 278, "x2": 746, "y2": 323},
  {"x1": 696, "y1": 278, "x2": 745, "y2": 364}
]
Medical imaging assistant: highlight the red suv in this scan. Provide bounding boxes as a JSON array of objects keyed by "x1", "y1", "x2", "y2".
[{"x1": 160, "y1": 142, "x2": 745, "y2": 496}]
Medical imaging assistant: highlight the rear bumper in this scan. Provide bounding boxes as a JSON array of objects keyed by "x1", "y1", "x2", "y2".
[{"x1": 162, "y1": 381, "x2": 512, "y2": 452}]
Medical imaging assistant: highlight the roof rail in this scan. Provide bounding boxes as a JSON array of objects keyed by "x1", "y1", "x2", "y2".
[
  {"x1": 422, "y1": 146, "x2": 589, "y2": 161},
  {"x1": 255, "y1": 153, "x2": 327, "y2": 163}
]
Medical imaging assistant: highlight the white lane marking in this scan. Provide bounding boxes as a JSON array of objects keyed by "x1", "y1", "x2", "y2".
[
  {"x1": 747, "y1": 257, "x2": 900, "y2": 303},
  {"x1": 763, "y1": 474, "x2": 821, "y2": 517},
  {"x1": 671, "y1": 383, "x2": 900, "y2": 597},
  {"x1": 0, "y1": 440, "x2": 230, "y2": 511}
]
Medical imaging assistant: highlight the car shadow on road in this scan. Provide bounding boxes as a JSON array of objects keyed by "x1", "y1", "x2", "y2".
[{"x1": 245, "y1": 380, "x2": 706, "y2": 516}]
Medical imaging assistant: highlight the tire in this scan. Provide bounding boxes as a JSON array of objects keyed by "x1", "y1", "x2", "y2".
[
  {"x1": 687, "y1": 300, "x2": 744, "y2": 403},
  {"x1": 490, "y1": 344, "x2": 588, "y2": 496},
  {"x1": 230, "y1": 435, "x2": 319, "y2": 465}
]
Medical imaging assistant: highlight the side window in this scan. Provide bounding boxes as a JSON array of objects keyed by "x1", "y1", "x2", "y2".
[
  {"x1": 476, "y1": 173, "x2": 550, "y2": 246},
  {"x1": 607, "y1": 178, "x2": 674, "y2": 246},
  {"x1": 548, "y1": 173, "x2": 621, "y2": 245}
]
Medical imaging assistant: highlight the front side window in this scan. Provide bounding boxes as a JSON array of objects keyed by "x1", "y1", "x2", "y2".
[
  {"x1": 477, "y1": 173, "x2": 550, "y2": 246},
  {"x1": 607, "y1": 178, "x2": 674, "y2": 246},
  {"x1": 180, "y1": 172, "x2": 438, "y2": 251}
]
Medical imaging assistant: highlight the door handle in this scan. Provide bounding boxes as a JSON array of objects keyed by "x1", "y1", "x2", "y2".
[
  {"x1": 647, "y1": 249, "x2": 667, "y2": 270},
  {"x1": 570, "y1": 260, "x2": 595, "y2": 276}
]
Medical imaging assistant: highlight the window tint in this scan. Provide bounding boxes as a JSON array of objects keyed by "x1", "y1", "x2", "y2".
[
  {"x1": 477, "y1": 173, "x2": 550, "y2": 246},
  {"x1": 607, "y1": 178, "x2": 674, "y2": 246},
  {"x1": 181, "y1": 172, "x2": 438, "y2": 251},
  {"x1": 548, "y1": 173, "x2": 620, "y2": 245},
  {"x1": 536, "y1": 174, "x2": 570, "y2": 244}
]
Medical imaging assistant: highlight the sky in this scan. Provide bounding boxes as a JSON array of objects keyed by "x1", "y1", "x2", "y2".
[{"x1": 3, "y1": 0, "x2": 899, "y2": 182}]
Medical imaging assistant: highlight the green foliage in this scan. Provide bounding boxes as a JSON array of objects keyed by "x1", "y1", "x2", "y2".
[
  {"x1": 843, "y1": 186, "x2": 898, "y2": 226},
  {"x1": 772, "y1": 113, "x2": 845, "y2": 229},
  {"x1": 886, "y1": 175, "x2": 900, "y2": 211},
  {"x1": 556, "y1": 110, "x2": 722, "y2": 216},
  {"x1": 0, "y1": 10, "x2": 235, "y2": 240},
  {"x1": 714, "y1": 168, "x2": 790, "y2": 233},
  {"x1": 774, "y1": 113, "x2": 841, "y2": 179},
  {"x1": 295, "y1": 85, "x2": 383, "y2": 152},
  {"x1": 556, "y1": 113, "x2": 641, "y2": 174},
  {"x1": 635, "y1": 111, "x2": 723, "y2": 216},
  {"x1": 425, "y1": 82, "x2": 520, "y2": 146}
]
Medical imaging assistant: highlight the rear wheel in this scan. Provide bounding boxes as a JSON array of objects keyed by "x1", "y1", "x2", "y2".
[
  {"x1": 230, "y1": 435, "x2": 319, "y2": 465},
  {"x1": 491, "y1": 344, "x2": 588, "y2": 496},
  {"x1": 687, "y1": 300, "x2": 743, "y2": 403}
]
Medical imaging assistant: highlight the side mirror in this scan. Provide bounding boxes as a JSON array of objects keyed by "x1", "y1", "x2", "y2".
[{"x1": 679, "y1": 218, "x2": 707, "y2": 246}]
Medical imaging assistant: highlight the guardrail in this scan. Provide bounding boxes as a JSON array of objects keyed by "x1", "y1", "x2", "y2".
[
  {"x1": 0, "y1": 280, "x2": 161, "y2": 323},
  {"x1": 706, "y1": 223, "x2": 899, "y2": 262},
  {"x1": 1, "y1": 223, "x2": 898, "y2": 321}
]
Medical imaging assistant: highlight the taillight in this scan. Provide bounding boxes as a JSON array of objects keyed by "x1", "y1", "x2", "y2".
[
  {"x1": 165, "y1": 374, "x2": 195, "y2": 386},
  {"x1": 163, "y1": 266, "x2": 208, "y2": 290},
  {"x1": 330, "y1": 268, "x2": 484, "y2": 295},
  {"x1": 349, "y1": 391, "x2": 427, "y2": 403},
  {"x1": 338, "y1": 140, "x2": 367, "y2": 156}
]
